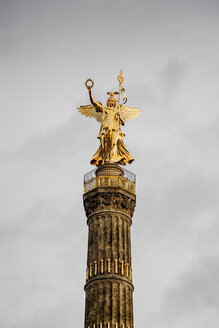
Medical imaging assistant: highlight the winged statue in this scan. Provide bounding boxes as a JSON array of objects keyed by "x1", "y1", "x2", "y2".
[{"x1": 77, "y1": 71, "x2": 142, "y2": 166}]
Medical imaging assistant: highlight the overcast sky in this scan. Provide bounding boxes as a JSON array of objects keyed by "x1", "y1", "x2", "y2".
[{"x1": 0, "y1": 0, "x2": 219, "y2": 327}]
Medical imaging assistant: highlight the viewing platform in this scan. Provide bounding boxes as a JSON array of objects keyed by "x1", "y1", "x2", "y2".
[{"x1": 84, "y1": 165, "x2": 136, "y2": 194}]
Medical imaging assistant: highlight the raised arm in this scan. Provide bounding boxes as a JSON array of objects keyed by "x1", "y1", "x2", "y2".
[
  {"x1": 85, "y1": 79, "x2": 103, "y2": 113},
  {"x1": 89, "y1": 90, "x2": 103, "y2": 112}
]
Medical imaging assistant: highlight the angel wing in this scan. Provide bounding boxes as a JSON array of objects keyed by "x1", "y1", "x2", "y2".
[
  {"x1": 77, "y1": 104, "x2": 104, "y2": 123},
  {"x1": 118, "y1": 104, "x2": 142, "y2": 122}
]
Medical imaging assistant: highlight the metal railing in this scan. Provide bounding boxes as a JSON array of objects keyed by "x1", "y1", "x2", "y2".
[
  {"x1": 84, "y1": 167, "x2": 136, "y2": 183},
  {"x1": 84, "y1": 168, "x2": 96, "y2": 183},
  {"x1": 122, "y1": 168, "x2": 136, "y2": 183}
]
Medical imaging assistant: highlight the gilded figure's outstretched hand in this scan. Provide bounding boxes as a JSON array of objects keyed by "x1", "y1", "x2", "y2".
[{"x1": 85, "y1": 79, "x2": 94, "y2": 92}]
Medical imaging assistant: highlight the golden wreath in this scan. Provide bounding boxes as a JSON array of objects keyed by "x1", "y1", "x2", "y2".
[{"x1": 85, "y1": 79, "x2": 94, "y2": 89}]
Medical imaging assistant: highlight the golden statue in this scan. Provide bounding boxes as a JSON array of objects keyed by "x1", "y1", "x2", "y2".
[{"x1": 77, "y1": 71, "x2": 141, "y2": 166}]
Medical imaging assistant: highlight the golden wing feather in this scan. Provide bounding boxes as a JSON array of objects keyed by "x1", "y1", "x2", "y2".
[
  {"x1": 77, "y1": 104, "x2": 103, "y2": 123},
  {"x1": 119, "y1": 105, "x2": 142, "y2": 122}
]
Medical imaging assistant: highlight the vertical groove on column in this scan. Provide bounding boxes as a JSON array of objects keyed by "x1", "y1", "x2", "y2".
[
  {"x1": 91, "y1": 220, "x2": 94, "y2": 265},
  {"x1": 123, "y1": 283, "x2": 126, "y2": 324},
  {"x1": 118, "y1": 282, "x2": 121, "y2": 326},
  {"x1": 100, "y1": 281, "x2": 104, "y2": 324},
  {"x1": 128, "y1": 287, "x2": 131, "y2": 328},
  {"x1": 118, "y1": 217, "x2": 121, "y2": 261},
  {"x1": 117, "y1": 282, "x2": 120, "y2": 324},
  {"x1": 96, "y1": 282, "x2": 99, "y2": 324},
  {"x1": 111, "y1": 216, "x2": 113, "y2": 260},
  {"x1": 125, "y1": 284, "x2": 127, "y2": 327},
  {"x1": 123, "y1": 219, "x2": 125, "y2": 262},
  {"x1": 87, "y1": 223, "x2": 91, "y2": 266},
  {"x1": 124, "y1": 221, "x2": 127, "y2": 263},
  {"x1": 107, "y1": 281, "x2": 111, "y2": 322},
  {"x1": 93, "y1": 219, "x2": 97, "y2": 262},
  {"x1": 126, "y1": 223, "x2": 130, "y2": 264},
  {"x1": 128, "y1": 225, "x2": 131, "y2": 267},
  {"x1": 97, "y1": 283, "x2": 99, "y2": 326},
  {"x1": 111, "y1": 281, "x2": 114, "y2": 326},
  {"x1": 116, "y1": 216, "x2": 119, "y2": 261},
  {"x1": 127, "y1": 285, "x2": 130, "y2": 327},
  {"x1": 120, "y1": 284, "x2": 123, "y2": 324},
  {"x1": 109, "y1": 215, "x2": 112, "y2": 260},
  {"x1": 130, "y1": 286, "x2": 133, "y2": 328},
  {"x1": 106, "y1": 215, "x2": 109, "y2": 260},
  {"x1": 112, "y1": 216, "x2": 115, "y2": 260},
  {"x1": 122, "y1": 217, "x2": 125, "y2": 260},
  {"x1": 97, "y1": 216, "x2": 100, "y2": 262},
  {"x1": 103, "y1": 216, "x2": 106, "y2": 265},
  {"x1": 100, "y1": 216, "x2": 104, "y2": 261},
  {"x1": 110, "y1": 281, "x2": 113, "y2": 323},
  {"x1": 103, "y1": 281, "x2": 106, "y2": 326},
  {"x1": 131, "y1": 286, "x2": 134, "y2": 328}
]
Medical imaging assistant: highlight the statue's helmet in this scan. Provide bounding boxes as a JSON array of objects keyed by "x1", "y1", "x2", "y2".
[{"x1": 107, "y1": 92, "x2": 118, "y2": 108}]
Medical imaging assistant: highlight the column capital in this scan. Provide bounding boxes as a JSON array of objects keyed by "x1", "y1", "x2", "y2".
[{"x1": 84, "y1": 191, "x2": 136, "y2": 219}]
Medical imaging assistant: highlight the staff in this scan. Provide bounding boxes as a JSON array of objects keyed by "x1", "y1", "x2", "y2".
[{"x1": 117, "y1": 70, "x2": 124, "y2": 110}]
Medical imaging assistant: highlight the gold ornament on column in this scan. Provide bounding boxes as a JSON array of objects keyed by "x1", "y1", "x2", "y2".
[{"x1": 77, "y1": 71, "x2": 142, "y2": 166}]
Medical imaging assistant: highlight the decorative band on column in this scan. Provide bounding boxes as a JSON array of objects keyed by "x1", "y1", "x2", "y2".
[
  {"x1": 87, "y1": 323, "x2": 130, "y2": 328},
  {"x1": 86, "y1": 259, "x2": 132, "y2": 281}
]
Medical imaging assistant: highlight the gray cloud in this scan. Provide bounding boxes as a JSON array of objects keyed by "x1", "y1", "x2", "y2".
[
  {"x1": 135, "y1": 256, "x2": 219, "y2": 328},
  {"x1": 1, "y1": 0, "x2": 219, "y2": 327},
  {"x1": 11, "y1": 300, "x2": 84, "y2": 328},
  {"x1": 160, "y1": 58, "x2": 189, "y2": 99},
  {"x1": 165, "y1": 256, "x2": 219, "y2": 313},
  {"x1": 0, "y1": 199, "x2": 86, "y2": 328}
]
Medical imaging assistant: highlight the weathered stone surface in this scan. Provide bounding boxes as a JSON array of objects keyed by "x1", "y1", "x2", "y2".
[
  {"x1": 85, "y1": 281, "x2": 133, "y2": 328},
  {"x1": 83, "y1": 164, "x2": 136, "y2": 328},
  {"x1": 84, "y1": 192, "x2": 136, "y2": 218}
]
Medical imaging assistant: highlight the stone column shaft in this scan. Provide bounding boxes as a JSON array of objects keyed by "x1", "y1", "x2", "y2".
[{"x1": 83, "y1": 164, "x2": 136, "y2": 328}]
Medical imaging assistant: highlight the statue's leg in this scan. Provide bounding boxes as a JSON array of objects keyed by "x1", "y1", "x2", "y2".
[
  {"x1": 109, "y1": 130, "x2": 117, "y2": 162},
  {"x1": 101, "y1": 133, "x2": 107, "y2": 162},
  {"x1": 105, "y1": 131, "x2": 111, "y2": 162}
]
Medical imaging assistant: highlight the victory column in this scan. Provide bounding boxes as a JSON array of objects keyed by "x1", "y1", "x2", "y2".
[{"x1": 78, "y1": 71, "x2": 141, "y2": 328}]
